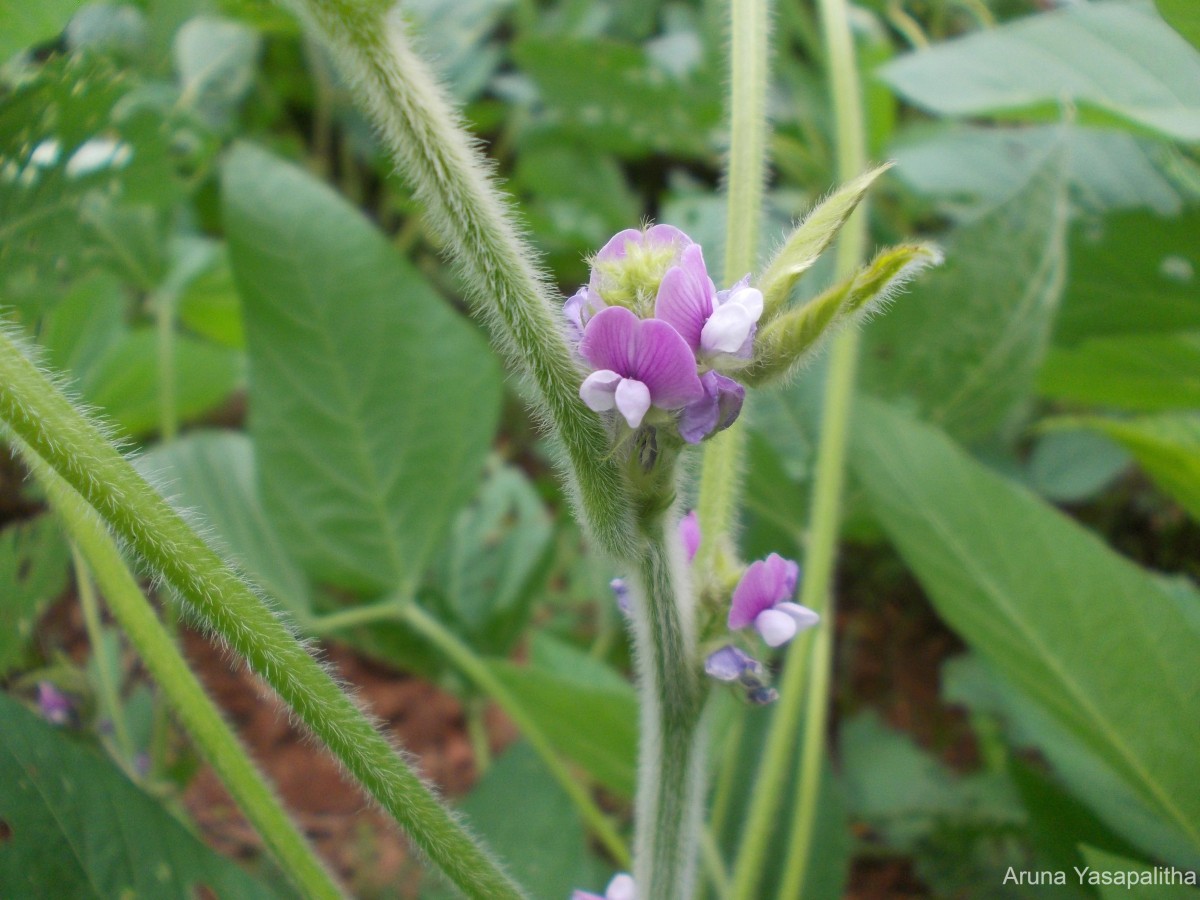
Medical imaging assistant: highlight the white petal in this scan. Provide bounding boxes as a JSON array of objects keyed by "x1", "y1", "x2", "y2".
[
  {"x1": 775, "y1": 601, "x2": 820, "y2": 633},
  {"x1": 729, "y1": 285, "x2": 764, "y2": 321},
  {"x1": 606, "y1": 874, "x2": 636, "y2": 900},
  {"x1": 614, "y1": 378, "x2": 652, "y2": 428},
  {"x1": 580, "y1": 370, "x2": 622, "y2": 412},
  {"x1": 755, "y1": 608, "x2": 798, "y2": 647},
  {"x1": 700, "y1": 304, "x2": 754, "y2": 354}
]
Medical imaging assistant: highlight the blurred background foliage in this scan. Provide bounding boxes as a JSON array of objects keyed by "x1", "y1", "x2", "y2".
[{"x1": 1, "y1": 0, "x2": 1199, "y2": 896}]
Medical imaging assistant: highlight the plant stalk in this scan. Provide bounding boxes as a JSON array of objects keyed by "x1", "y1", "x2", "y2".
[{"x1": 0, "y1": 327, "x2": 526, "y2": 900}]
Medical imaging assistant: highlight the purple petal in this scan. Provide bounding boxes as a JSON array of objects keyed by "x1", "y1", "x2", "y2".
[
  {"x1": 642, "y1": 224, "x2": 692, "y2": 251},
  {"x1": 614, "y1": 378, "x2": 652, "y2": 428},
  {"x1": 705, "y1": 645, "x2": 754, "y2": 682},
  {"x1": 580, "y1": 307, "x2": 641, "y2": 374},
  {"x1": 564, "y1": 287, "x2": 604, "y2": 344},
  {"x1": 679, "y1": 510, "x2": 701, "y2": 562},
  {"x1": 678, "y1": 372, "x2": 745, "y2": 444},
  {"x1": 37, "y1": 682, "x2": 72, "y2": 724},
  {"x1": 755, "y1": 608, "x2": 798, "y2": 647},
  {"x1": 610, "y1": 577, "x2": 631, "y2": 614},
  {"x1": 580, "y1": 369, "x2": 622, "y2": 412},
  {"x1": 572, "y1": 893, "x2": 605, "y2": 900},
  {"x1": 633, "y1": 318, "x2": 704, "y2": 407},
  {"x1": 593, "y1": 228, "x2": 644, "y2": 265},
  {"x1": 728, "y1": 553, "x2": 800, "y2": 630},
  {"x1": 654, "y1": 244, "x2": 715, "y2": 351}
]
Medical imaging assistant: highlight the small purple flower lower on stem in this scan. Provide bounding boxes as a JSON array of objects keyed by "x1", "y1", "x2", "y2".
[
  {"x1": 679, "y1": 510, "x2": 701, "y2": 562},
  {"x1": 573, "y1": 872, "x2": 636, "y2": 900},
  {"x1": 610, "y1": 577, "x2": 631, "y2": 615},
  {"x1": 704, "y1": 646, "x2": 778, "y2": 705},
  {"x1": 37, "y1": 681, "x2": 73, "y2": 724},
  {"x1": 579, "y1": 306, "x2": 704, "y2": 429},
  {"x1": 678, "y1": 370, "x2": 745, "y2": 443},
  {"x1": 728, "y1": 553, "x2": 820, "y2": 647}
]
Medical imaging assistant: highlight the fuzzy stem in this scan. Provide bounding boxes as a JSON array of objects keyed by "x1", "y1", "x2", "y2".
[
  {"x1": 628, "y1": 514, "x2": 707, "y2": 898},
  {"x1": 279, "y1": 0, "x2": 635, "y2": 560},
  {"x1": 730, "y1": 0, "x2": 869, "y2": 892},
  {"x1": 35, "y1": 455, "x2": 345, "y2": 900},
  {"x1": 695, "y1": 0, "x2": 772, "y2": 573},
  {"x1": 0, "y1": 328, "x2": 526, "y2": 900}
]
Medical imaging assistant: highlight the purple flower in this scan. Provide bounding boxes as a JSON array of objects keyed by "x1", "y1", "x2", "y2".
[
  {"x1": 564, "y1": 287, "x2": 605, "y2": 345},
  {"x1": 37, "y1": 681, "x2": 73, "y2": 725},
  {"x1": 655, "y1": 248, "x2": 763, "y2": 360},
  {"x1": 579, "y1": 306, "x2": 705, "y2": 429},
  {"x1": 678, "y1": 371, "x2": 745, "y2": 444},
  {"x1": 589, "y1": 225, "x2": 693, "y2": 309},
  {"x1": 679, "y1": 510, "x2": 701, "y2": 562},
  {"x1": 728, "y1": 553, "x2": 819, "y2": 647},
  {"x1": 610, "y1": 577, "x2": 631, "y2": 615},
  {"x1": 704, "y1": 645, "x2": 759, "y2": 682},
  {"x1": 573, "y1": 873, "x2": 636, "y2": 900}
]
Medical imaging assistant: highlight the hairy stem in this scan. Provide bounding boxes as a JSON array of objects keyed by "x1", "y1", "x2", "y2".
[
  {"x1": 35, "y1": 454, "x2": 345, "y2": 900},
  {"x1": 280, "y1": 0, "x2": 635, "y2": 560},
  {"x1": 731, "y1": 0, "x2": 870, "y2": 891},
  {"x1": 628, "y1": 514, "x2": 707, "y2": 898},
  {"x1": 0, "y1": 329, "x2": 526, "y2": 900},
  {"x1": 695, "y1": 0, "x2": 772, "y2": 573}
]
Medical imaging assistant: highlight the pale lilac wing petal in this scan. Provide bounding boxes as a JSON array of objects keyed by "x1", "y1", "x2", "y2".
[
  {"x1": 729, "y1": 558, "x2": 779, "y2": 629},
  {"x1": 605, "y1": 874, "x2": 637, "y2": 900},
  {"x1": 700, "y1": 302, "x2": 756, "y2": 354},
  {"x1": 776, "y1": 601, "x2": 820, "y2": 632},
  {"x1": 614, "y1": 378, "x2": 652, "y2": 428},
  {"x1": 679, "y1": 510, "x2": 701, "y2": 562},
  {"x1": 580, "y1": 370, "x2": 622, "y2": 412},
  {"x1": 705, "y1": 645, "x2": 752, "y2": 682},
  {"x1": 632, "y1": 318, "x2": 704, "y2": 408},
  {"x1": 755, "y1": 608, "x2": 798, "y2": 647},
  {"x1": 654, "y1": 243, "x2": 715, "y2": 350},
  {"x1": 580, "y1": 306, "x2": 640, "y2": 375}
]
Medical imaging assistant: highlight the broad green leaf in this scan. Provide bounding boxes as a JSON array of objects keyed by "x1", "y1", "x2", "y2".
[
  {"x1": 861, "y1": 142, "x2": 1069, "y2": 442},
  {"x1": 512, "y1": 36, "x2": 722, "y2": 159},
  {"x1": 403, "y1": 0, "x2": 512, "y2": 101},
  {"x1": 1054, "y1": 209, "x2": 1200, "y2": 344},
  {"x1": 1082, "y1": 847, "x2": 1200, "y2": 899},
  {"x1": 1027, "y1": 430, "x2": 1129, "y2": 503},
  {"x1": 852, "y1": 399, "x2": 1200, "y2": 865},
  {"x1": 1039, "y1": 333, "x2": 1200, "y2": 412},
  {"x1": 37, "y1": 273, "x2": 127, "y2": 377},
  {"x1": 429, "y1": 460, "x2": 553, "y2": 655},
  {"x1": 223, "y1": 143, "x2": 502, "y2": 596},
  {"x1": 1046, "y1": 414, "x2": 1200, "y2": 521},
  {"x1": 0, "y1": 692, "x2": 281, "y2": 898},
  {"x1": 891, "y1": 124, "x2": 1183, "y2": 217},
  {"x1": 174, "y1": 16, "x2": 261, "y2": 130},
  {"x1": 423, "y1": 742, "x2": 605, "y2": 899},
  {"x1": 136, "y1": 431, "x2": 311, "y2": 616},
  {"x1": 879, "y1": 2, "x2": 1200, "y2": 141},
  {"x1": 489, "y1": 648, "x2": 637, "y2": 798},
  {"x1": 1155, "y1": 0, "x2": 1200, "y2": 50},
  {"x1": 0, "y1": 517, "x2": 69, "y2": 677},
  {"x1": 178, "y1": 246, "x2": 245, "y2": 349},
  {"x1": 0, "y1": 0, "x2": 86, "y2": 59},
  {"x1": 757, "y1": 164, "x2": 893, "y2": 318}
]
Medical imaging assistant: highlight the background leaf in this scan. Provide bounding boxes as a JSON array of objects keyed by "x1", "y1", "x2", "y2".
[
  {"x1": 224, "y1": 143, "x2": 502, "y2": 596},
  {"x1": 0, "y1": 692, "x2": 282, "y2": 898},
  {"x1": 1081, "y1": 846, "x2": 1200, "y2": 899},
  {"x1": 1038, "y1": 333, "x2": 1200, "y2": 412},
  {"x1": 0, "y1": 517, "x2": 69, "y2": 678},
  {"x1": 852, "y1": 399, "x2": 1200, "y2": 867},
  {"x1": 1155, "y1": 0, "x2": 1200, "y2": 50},
  {"x1": 878, "y1": 2, "x2": 1200, "y2": 141},
  {"x1": 0, "y1": 0, "x2": 86, "y2": 59}
]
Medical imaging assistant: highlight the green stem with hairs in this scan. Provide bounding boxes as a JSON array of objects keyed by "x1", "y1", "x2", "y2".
[
  {"x1": 0, "y1": 328, "x2": 526, "y2": 900},
  {"x1": 731, "y1": 0, "x2": 870, "y2": 891},
  {"x1": 278, "y1": 0, "x2": 635, "y2": 561},
  {"x1": 696, "y1": 0, "x2": 773, "y2": 574},
  {"x1": 34, "y1": 454, "x2": 345, "y2": 900}
]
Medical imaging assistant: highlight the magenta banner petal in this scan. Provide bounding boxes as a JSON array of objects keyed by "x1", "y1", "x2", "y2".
[
  {"x1": 728, "y1": 552, "x2": 799, "y2": 629},
  {"x1": 654, "y1": 243, "x2": 715, "y2": 350},
  {"x1": 635, "y1": 318, "x2": 705, "y2": 407},
  {"x1": 580, "y1": 306, "x2": 640, "y2": 374}
]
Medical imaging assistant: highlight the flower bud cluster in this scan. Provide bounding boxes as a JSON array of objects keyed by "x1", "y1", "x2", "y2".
[{"x1": 565, "y1": 226, "x2": 759, "y2": 444}]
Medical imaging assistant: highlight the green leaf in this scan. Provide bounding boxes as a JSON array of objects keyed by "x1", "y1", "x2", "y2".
[
  {"x1": 1027, "y1": 430, "x2": 1129, "y2": 503},
  {"x1": 1155, "y1": 0, "x2": 1200, "y2": 50},
  {"x1": 429, "y1": 461, "x2": 553, "y2": 655},
  {"x1": 851, "y1": 399, "x2": 1200, "y2": 866},
  {"x1": 424, "y1": 742, "x2": 606, "y2": 899},
  {"x1": 879, "y1": 2, "x2": 1200, "y2": 141},
  {"x1": 757, "y1": 164, "x2": 893, "y2": 319},
  {"x1": 891, "y1": 124, "x2": 1183, "y2": 217},
  {"x1": 0, "y1": 692, "x2": 281, "y2": 898},
  {"x1": 1054, "y1": 209, "x2": 1200, "y2": 344},
  {"x1": 488, "y1": 646, "x2": 637, "y2": 798},
  {"x1": 223, "y1": 143, "x2": 502, "y2": 596},
  {"x1": 1045, "y1": 414, "x2": 1200, "y2": 521},
  {"x1": 860, "y1": 140, "x2": 1068, "y2": 442},
  {"x1": 1039, "y1": 332, "x2": 1200, "y2": 412},
  {"x1": 0, "y1": 0, "x2": 85, "y2": 59},
  {"x1": 0, "y1": 517, "x2": 69, "y2": 677},
  {"x1": 1081, "y1": 846, "x2": 1200, "y2": 899},
  {"x1": 174, "y1": 16, "x2": 261, "y2": 130},
  {"x1": 136, "y1": 431, "x2": 311, "y2": 616}
]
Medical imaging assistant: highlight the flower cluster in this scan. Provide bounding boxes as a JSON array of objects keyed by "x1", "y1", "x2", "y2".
[
  {"x1": 567, "y1": 226, "x2": 758, "y2": 444},
  {"x1": 573, "y1": 872, "x2": 635, "y2": 900}
]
